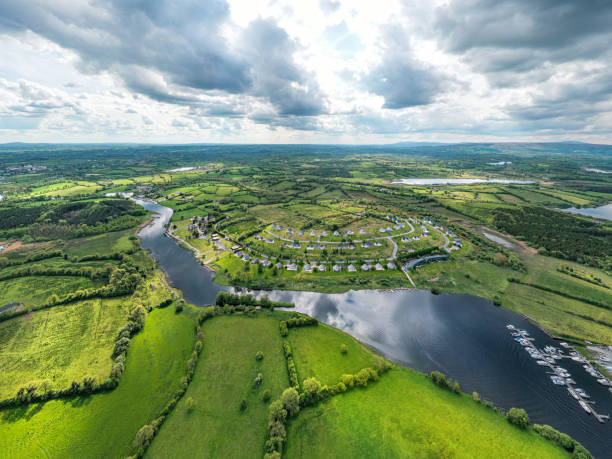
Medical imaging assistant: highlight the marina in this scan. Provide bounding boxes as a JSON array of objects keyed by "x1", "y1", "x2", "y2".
[{"x1": 507, "y1": 324, "x2": 611, "y2": 424}]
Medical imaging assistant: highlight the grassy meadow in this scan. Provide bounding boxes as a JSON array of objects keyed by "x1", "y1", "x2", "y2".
[
  {"x1": 147, "y1": 314, "x2": 288, "y2": 458},
  {"x1": 0, "y1": 307, "x2": 195, "y2": 458},
  {"x1": 0, "y1": 297, "x2": 130, "y2": 400},
  {"x1": 284, "y1": 367, "x2": 569, "y2": 459}
]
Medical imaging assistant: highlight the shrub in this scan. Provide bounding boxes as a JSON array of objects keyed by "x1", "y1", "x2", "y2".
[
  {"x1": 240, "y1": 399, "x2": 248, "y2": 411},
  {"x1": 506, "y1": 407, "x2": 530, "y2": 429},
  {"x1": 279, "y1": 321, "x2": 288, "y2": 337},
  {"x1": 174, "y1": 301, "x2": 184, "y2": 313},
  {"x1": 253, "y1": 373, "x2": 263, "y2": 388},
  {"x1": 281, "y1": 388, "x2": 300, "y2": 417},
  {"x1": 264, "y1": 451, "x2": 281, "y2": 459},
  {"x1": 256, "y1": 351, "x2": 264, "y2": 360},
  {"x1": 430, "y1": 287, "x2": 441, "y2": 295},
  {"x1": 341, "y1": 374, "x2": 355, "y2": 388},
  {"x1": 185, "y1": 397, "x2": 196, "y2": 412},
  {"x1": 340, "y1": 344, "x2": 348, "y2": 354},
  {"x1": 262, "y1": 389, "x2": 271, "y2": 403},
  {"x1": 132, "y1": 424, "x2": 155, "y2": 453},
  {"x1": 112, "y1": 337, "x2": 131, "y2": 358},
  {"x1": 472, "y1": 391, "x2": 480, "y2": 402},
  {"x1": 269, "y1": 420, "x2": 286, "y2": 440}
]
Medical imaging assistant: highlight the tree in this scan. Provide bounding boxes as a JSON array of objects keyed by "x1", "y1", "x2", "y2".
[
  {"x1": 281, "y1": 388, "x2": 300, "y2": 416},
  {"x1": 240, "y1": 399, "x2": 248, "y2": 411},
  {"x1": 262, "y1": 389, "x2": 271, "y2": 403},
  {"x1": 268, "y1": 400, "x2": 287, "y2": 422},
  {"x1": 302, "y1": 377, "x2": 322, "y2": 405},
  {"x1": 506, "y1": 407, "x2": 530, "y2": 429},
  {"x1": 256, "y1": 351, "x2": 264, "y2": 360},
  {"x1": 340, "y1": 344, "x2": 348, "y2": 354}
]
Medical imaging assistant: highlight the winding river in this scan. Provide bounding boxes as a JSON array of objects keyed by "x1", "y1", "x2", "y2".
[{"x1": 137, "y1": 199, "x2": 612, "y2": 457}]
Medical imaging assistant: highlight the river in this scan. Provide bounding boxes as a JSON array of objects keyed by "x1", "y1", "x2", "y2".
[{"x1": 136, "y1": 199, "x2": 612, "y2": 457}]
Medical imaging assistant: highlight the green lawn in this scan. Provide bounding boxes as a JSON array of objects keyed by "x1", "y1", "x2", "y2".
[
  {"x1": 147, "y1": 313, "x2": 288, "y2": 459},
  {"x1": 288, "y1": 323, "x2": 383, "y2": 386},
  {"x1": 0, "y1": 307, "x2": 195, "y2": 458},
  {"x1": 285, "y1": 367, "x2": 569, "y2": 459},
  {"x1": 0, "y1": 297, "x2": 130, "y2": 400}
]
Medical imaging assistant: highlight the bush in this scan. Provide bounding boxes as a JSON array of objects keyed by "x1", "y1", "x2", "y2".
[
  {"x1": 506, "y1": 407, "x2": 530, "y2": 429},
  {"x1": 341, "y1": 374, "x2": 355, "y2": 388},
  {"x1": 240, "y1": 399, "x2": 248, "y2": 411},
  {"x1": 132, "y1": 424, "x2": 155, "y2": 452},
  {"x1": 175, "y1": 301, "x2": 184, "y2": 313},
  {"x1": 253, "y1": 373, "x2": 263, "y2": 388},
  {"x1": 184, "y1": 397, "x2": 196, "y2": 412},
  {"x1": 262, "y1": 389, "x2": 271, "y2": 403},
  {"x1": 279, "y1": 321, "x2": 288, "y2": 337},
  {"x1": 256, "y1": 351, "x2": 264, "y2": 360},
  {"x1": 431, "y1": 287, "x2": 441, "y2": 295},
  {"x1": 340, "y1": 344, "x2": 348, "y2": 354}
]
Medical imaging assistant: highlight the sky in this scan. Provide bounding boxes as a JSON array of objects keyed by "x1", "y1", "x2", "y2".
[{"x1": 0, "y1": 0, "x2": 611, "y2": 144}]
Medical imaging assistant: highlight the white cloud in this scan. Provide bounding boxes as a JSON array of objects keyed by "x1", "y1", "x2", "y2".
[{"x1": 0, "y1": 0, "x2": 610, "y2": 143}]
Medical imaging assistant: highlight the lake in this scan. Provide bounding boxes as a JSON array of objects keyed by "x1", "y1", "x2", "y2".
[
  {"x1": 392, "y1": 178, "x2": 533, "y2": 185},
  {"x1": 482, "y1": 231, "x2": 518, "y2": 250},
  {"x1": 136, "y1": 199, "x2": 612, "y2": 457},
  {"x1": 565, "y1": 203, "x2": 612, "y2": 222}
]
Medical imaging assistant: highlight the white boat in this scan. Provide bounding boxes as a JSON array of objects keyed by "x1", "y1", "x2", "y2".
[
  {"x1": 506, "y1": 324, "x2": 515, "y2": 330},
  {"x1": 575, "y1": 388, "x2": 590, "y2": 399},
  {"x1": 568, "y1": 388, "x2": 580, "y2": 400}
]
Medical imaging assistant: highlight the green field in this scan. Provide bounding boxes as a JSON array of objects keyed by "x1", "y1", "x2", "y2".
[
  {"x1": 285, "y1": 367, "x2": 568, "y2": 459},
  {"x1": 0, "y1": 276, "x2": 99, "y2": 309},
  {"x1": 288, "y1": 323, "x2": 383, "y2": 386},
  {"x1": 0, "y1": 297, "x2": 130, "y2": 400},
  {"x1": 0, "y1": 306, "x2": 195, "y2": 458},
  {"x1": 148, "y1": 314, "x2": 288, "y2": 458}
]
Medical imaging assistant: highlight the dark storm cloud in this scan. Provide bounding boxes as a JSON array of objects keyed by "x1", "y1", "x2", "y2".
[
  {"x1": 0, "y1": 1, "x2": 325, "y2": 116},
  {"x1": 366, "y1": 25, "x2": 445, "y2": 109},
  {"x1": 435, "y1": 0, "x2": 612, "y2": 75}
]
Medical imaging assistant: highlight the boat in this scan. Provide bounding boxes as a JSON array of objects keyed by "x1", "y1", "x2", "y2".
[
  {"x1": 559, "y1": 342, "x2": 569, "y2": 348},
  {"x1": 597, "y1": 378, "x2": 612, "y2": 386},
  {"x1": 565, "y1": 378, "x2": 576, "y2": 384},
  {"x1": 550, "y1": 376, "x2": 565, "y2": 385},
  {"x1": 536, "y1": 360, "x2": 548, "y2": 366},
  {"x1": 579, "y1": 400, "x2": 592, "y2": 414},
  {"x1": 575, "y1": 388, "x2": 590, "y2": 398},
  {"x1": 506, "y1": 324, "x2": 515, "y2": 330},
  {"x1": 568, "y1": 388, "x2": 580, "y2": 400}
]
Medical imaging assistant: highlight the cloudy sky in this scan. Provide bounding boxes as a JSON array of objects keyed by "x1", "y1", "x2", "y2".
[{"x1": 1, "y1": 0, "x2": 611, "y2": 144}]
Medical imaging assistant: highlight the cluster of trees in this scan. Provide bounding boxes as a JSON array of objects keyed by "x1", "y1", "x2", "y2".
[
  {"x1": 215, "y1": 291, "x2": 293, "y2": 309},
  {"x1": 430, "y1": 371, "x2": 461, "y2": 394},
  {"x1": 506, "y1": 407, "x2": 530, "y2": 429},
  {"x1": 532, "y1": 424, "x2": 592, "y2": 459},
  {"x1": 131, "y1": 323, "x2": 204, "y2": 457},
  {"x1": 264, "y1": 360, "x2": 393, "y2": 459},
  {"x1": 0, "y1": 199, "x2": 146, "y2": 240},
  {"x1": 493, "y1": 206, "x2": 612, "y2": 270}
]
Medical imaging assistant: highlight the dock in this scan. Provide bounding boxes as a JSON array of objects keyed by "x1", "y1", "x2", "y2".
[{"x1": 507, "y1": 323, "x2": 610, "y2": 424}]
